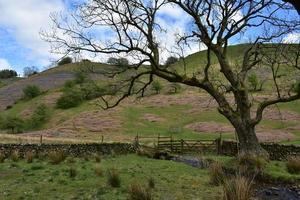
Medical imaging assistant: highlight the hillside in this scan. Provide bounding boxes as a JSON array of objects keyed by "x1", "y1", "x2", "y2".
[{"x1": 0, "y1": 44, "x2": 299, "y2": 145}]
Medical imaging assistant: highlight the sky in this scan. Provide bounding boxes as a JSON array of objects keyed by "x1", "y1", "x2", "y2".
[{"x1": 0, "y1": 0, "x2": 299, "y2": 76}]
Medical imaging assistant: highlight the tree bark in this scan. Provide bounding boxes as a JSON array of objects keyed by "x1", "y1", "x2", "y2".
[{"x1": 234, "y1": 122, "x2": 268, "y2": 158}]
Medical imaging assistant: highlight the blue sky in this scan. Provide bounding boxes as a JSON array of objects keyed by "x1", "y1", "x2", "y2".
[{"x1": 0, "y1": 0, "x2": 299, "y2": 76}]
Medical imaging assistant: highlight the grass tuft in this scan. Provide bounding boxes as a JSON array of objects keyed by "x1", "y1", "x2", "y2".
[
  {"x1": 25, "y1": 151, "x2": 35, "y2": 163},
  {"x1": 209, "y1": 161, "x2": 225, "y2": 185},
  {"x1": 128, "y1": 183, "x2": 153, "y2": 200},
  {"x1": 11, "y1": 150, "x2": 20, "y2": 162},
  {"x1": 48, "y1": 151, "x2": 66, "y2": 165},
  {"x1": 107, "y1": 168, "x2": 121, "y2": 188},
  {"x1": 0, "y1": 152, "x2": 5, "y2": 163},
  {"x1": 94, "y1": 164, "x2": 103, "y2": 176},
  {"x1": 286, "y1": 156, "x2": 300, "y2": 174},
  {"x1": 222, "y1": 175, "x2": 253, "y2": 200}
]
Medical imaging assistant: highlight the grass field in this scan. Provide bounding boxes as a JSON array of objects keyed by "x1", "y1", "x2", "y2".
[
  {"x1": 0, "y1": 153, "x2": 299, "y2": 200},
  {"x1": 0, "y1": 154, "x2": 221, "y2": 200}
]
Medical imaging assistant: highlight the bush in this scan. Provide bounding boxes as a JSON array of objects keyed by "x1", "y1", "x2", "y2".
[
  {"x1": 11, "y1": 151, "x2": 20, "y2": 162},
  {"x1": 222, "y1": 175, "x2": 253, "y2": 200},
  {"x1": 0, "y1": 115, "x2": 24, "y2": 133},
  {"x1": 56, "y1": 88, "x2": 83, "y2": 109},
  {"x1": 286, "y1": 156, "x2": 300, "y2": 174},
  {"x1": 107, "y1": 168, "x2": 121, "y2": 187},
  {"x1": 165, "y1": 56, "x2": 179, "y2": 66},
  {"x1": 23, "y1": 85, "x2": 41, "y2": 100},
  {"x1": 80, "y1": 82, "x2": 105, "y2": 100},
  {"x1": 151, "y1": 81, "x2": 162, "y2": 94},
  {"x1": 209, "y1": 162, "x2": 225, "y2": 185},
  {"x1": 30, "y1": 104, "x2": 50, "y2": 128},
  {"x1": 58, "y1": 57, "x2": 73, "y2": 66},
  {"x1": 48, "y1": 151, "x2": 66, "y2": 165},
  {"x1": 25, "y1": 151, "x2": 35, "y2": 163},
  {"x1": 128, "y1": 183, "x2": 153, "y2": 200},
  {"x1": 74, "y1": 72, "x2": 87, "y2": 84}
]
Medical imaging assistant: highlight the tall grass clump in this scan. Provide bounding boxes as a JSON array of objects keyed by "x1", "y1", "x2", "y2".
[
  {"x1": 48, "y1": 151, "x2": 66, "y2": 165},
  {"x1": 69, "y1": 166, "x2": 77, "y2": 178},
  {"x1": 222, "y1": 175, "x2": 253, "y2": 200},
  {"x1": 128, "y1": 183, "x2": 153, "y2": 200},
  {"x1": 107, "y1": 168, "x2": 121, "y2": 187},
  {"x1": 237, "y1": 155, "x2": 267, "y2": 174},
  {"x1": 11, "y1": 150, "x2": 20, "y2": 162},
  {"x1": 94, "y1": 164, "x2": 103, "y2": 176},
  {"x1": 209, "y1": 161, "x2": 225, "y2": 185},
  {"x1": 0, "y1": 152, "x2": 5, "y2": 163},
  {"x1": 286, "y1": 156, "x2": 300, "y2": 174},
  {"x1": 25, "y1": 151, "x2": 35, "y2": 163}
]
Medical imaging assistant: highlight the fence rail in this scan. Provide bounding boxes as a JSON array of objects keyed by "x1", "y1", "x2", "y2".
[{"x1": 135, "y1": 134, "x2": 218, "y2": 154}]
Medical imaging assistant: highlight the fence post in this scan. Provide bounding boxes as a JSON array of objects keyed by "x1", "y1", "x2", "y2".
[
  {"x1": 101, "y1": 135, "x2": 104, "y2": 143},
  {"x1": 171, "y1": 134, "x2": 173, "y2": 153},
  {"x1": 181, "y1": 139, "x2": 184, "y2": 153},
  {"x1": 40, "y1": 135, "x2": 43, "y2": 145}
]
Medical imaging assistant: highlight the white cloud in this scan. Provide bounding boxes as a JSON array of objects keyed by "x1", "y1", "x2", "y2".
[
  {"x1": 283, "y1": 33, "x2": 300, "y2": 43},
  {"x1": 0, "y1": 0, "x2": 65, "y2": 65},
  {"x1": 0, "y1": 58, "x2": 11, "y2": 70}
]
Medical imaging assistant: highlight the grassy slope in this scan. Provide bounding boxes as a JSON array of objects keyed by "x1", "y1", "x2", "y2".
[{"x1": 0, "y1": 44, "x2": 299, "y2": 144}]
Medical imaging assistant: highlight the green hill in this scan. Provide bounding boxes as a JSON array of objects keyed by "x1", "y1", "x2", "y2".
[{"x1": 0, "y1": 44, "x2": 299, "y2": 145}]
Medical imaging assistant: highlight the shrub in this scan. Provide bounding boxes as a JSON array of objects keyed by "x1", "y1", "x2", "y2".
[
  {"x1": 247, "y1": 73, "x2": 259, "y2": 91},
  {"x1": 165, "y1": 56, "x2": 179, "y2": 66},
  {"x1": 25, "y1": 151, "x2": 35, "y2": 163},
  {"x1": 128, "y1": 183, "x2": 153, "y2": 200},
  {"x1": 23, "y1": 85, "x2": 41, "y2": 100},
  {"x1": 94, "y1": 164, "x2": 103, "y2": 176},
  {"x1": 151, "y1": 81, "x2": 163, "y2": 94},
  {"x1": 107, "y1": 168, "x2": 121, "y2": 187},
  {"x1": 80, "y1": 82, "x2": 105, "y2": 100},
  {"x1": 58, "y1": 57, "x2": 73, "y2": 66},
  {"x1": 30, "y1": 104, "x2": 50, "y2": 128},
  {"x1": 56, "y1": 88, "x2": 83, "y2": 109},
  {"x1": 11, "y1": 151, "x2": 20, "y2": 162},
  {"x1": 286, "y1": 156, "x2": 300, "y2": 174},
  {"x1": 209, "y1": 162, "x2": 225, "y2": 185},
  {"x1": 148, "y1": 177, "x2": 155, "y2": 189},
  {"x1": 64, "y1": 80, "x2": 76, "y2": 89},
  {"x1": 48, "y1": 151, "x2": 66, "y2": 165},
  {"x1": 74, "y1": 72, "x2": 87, "y2": 84},
  {"x1": 69, "y1": 166, "x2": 77, "y2": 178},
  {"x1": 0, "y1": 153, "x2": 5, "y2": 163},
  {"x1": 0, "y1": 115, "x2": 24, "y2": 133},
  {"x1": 222, "y1": 175, "x2": 253, "y2": 200}
]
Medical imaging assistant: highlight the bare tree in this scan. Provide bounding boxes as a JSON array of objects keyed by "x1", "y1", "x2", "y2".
[{"x1": 42, "y1": 0, "x2": 300, "y2": 157}]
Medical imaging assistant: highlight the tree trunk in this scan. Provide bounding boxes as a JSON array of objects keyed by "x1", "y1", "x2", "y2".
[{"x1": 234, "y1": 124, "x2": 268, "y2": 158}]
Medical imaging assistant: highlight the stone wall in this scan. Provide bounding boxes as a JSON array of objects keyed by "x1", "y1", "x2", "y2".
[
  {"x1": 219, "y1": 140, "x2": 300, "y2": 160},
  {"x1": 0, "y1": 143, "x2": 137, "y2": 157}
]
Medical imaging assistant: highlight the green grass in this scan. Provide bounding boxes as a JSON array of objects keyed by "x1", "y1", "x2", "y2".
[{"x1": 0, "y1": 154, "x2": 221, "y2": 200}]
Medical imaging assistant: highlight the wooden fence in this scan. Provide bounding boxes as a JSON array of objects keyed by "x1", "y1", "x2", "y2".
[{"x1": 135, "y1": 134, "x2": 218, "y2": 154}]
